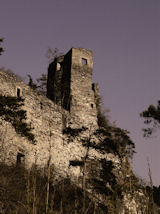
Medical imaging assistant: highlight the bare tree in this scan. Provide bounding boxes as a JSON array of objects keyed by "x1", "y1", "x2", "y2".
[{"x1": 45, "y1": 47, "x2": 64, "y2": 63}]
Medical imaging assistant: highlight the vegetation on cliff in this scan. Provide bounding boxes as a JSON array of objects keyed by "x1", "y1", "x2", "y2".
[
  {"x1": 62, "y1": 115, "x2": 143, "y2": 212},
  {"x1": 0, "y1": 163, "x2": 101, "y2": 214},
  {"x1": 27, "y1": 74, "x2": 47, "y2": 95}
]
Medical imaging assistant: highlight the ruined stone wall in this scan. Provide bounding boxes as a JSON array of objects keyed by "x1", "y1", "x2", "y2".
[
  {"x1": 70, "y1": 48, "x2": 97, "y2": 128},
  {"x1": 61, "y1": 50, "x2": 72, "y2": 111},
  {"x1": 47, "y1": 55, "x2": 65, "y2": 106},
  {"x1": 0, "y1": 70, "x2": 63, "y2": 172},
  {"x1": 0, "y1": 62, "x2": 145, "y2": 212},
  {"x1": 0, "y1": 48, "x2": 105, "y2": 183},
  {"x1": 0, "y1": 69, "x2": 103, "y2": 180},
  {"x1": 47, "y1": 48, "x2": 98, "y2": 129}
]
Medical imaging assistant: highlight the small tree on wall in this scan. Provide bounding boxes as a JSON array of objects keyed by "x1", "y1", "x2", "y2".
[
  {"x1": 45, "y1": 47, "x2": 64, "y2": 63},
  {"x1": 0, "y1": 95, "x2": 35, "y2": 143},
  {"x1": 27, "y1": 73, "x2": 47, "y2": 95}
]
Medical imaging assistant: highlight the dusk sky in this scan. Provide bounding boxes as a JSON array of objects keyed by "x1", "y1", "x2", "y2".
[{"x1": 0, "y1": 0, "x2": 160, "y2": 185}]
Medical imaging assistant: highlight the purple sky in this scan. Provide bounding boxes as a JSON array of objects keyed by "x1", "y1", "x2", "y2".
[{"x1": 0, "y1": 0, "x2": 160, "y2": 185}]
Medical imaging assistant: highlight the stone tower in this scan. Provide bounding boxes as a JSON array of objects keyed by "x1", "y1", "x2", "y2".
[{"x1": 47, "y1": 47, "x2": 97, "y2": 127}]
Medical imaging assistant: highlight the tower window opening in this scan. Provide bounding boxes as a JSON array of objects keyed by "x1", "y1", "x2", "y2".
[
  {"x1": 40, "y1": 102, "x2": 43, "y2": 109},
  {"x1": 57, "y1": 62, "x2": 61, "y2": 70},
  {"x1": 82, "y1": 58, "x2": 87, "y2": 65},
  {"x1": 17, "y1": 88, "x2": 21, "y2": 97},
  {"x1": 91, "y1": 104, "x2": 94, "y2": 108},
  {"x1": 92, "y1": 83, "x2": 95, "y2": 91}
]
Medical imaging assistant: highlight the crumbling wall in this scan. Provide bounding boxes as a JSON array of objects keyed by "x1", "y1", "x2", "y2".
[
  {"x1": 0, "y1": 48, "x2": 99, "y2": 179},
  {"x1": 70, "y1": 48, "x2": 97, "y2": 128},
  {"x1": 47, "y1": 48, "x2": 98, "y2": 128},
  {"x1": 61, "y1": 50, "x2": 72, "y2": 111},
  {"x1": 0, "y1": 70, "x2": 68, "y2": 175},
  {"x1": 0, "y1": 60, "x2": 145, "y2": 212},
  {"x1": 0, "y1": 69, "x2": 100, "y2": 179},
  {"x1": 47, "y1": 55, "x2": 65, "y2": 106}
]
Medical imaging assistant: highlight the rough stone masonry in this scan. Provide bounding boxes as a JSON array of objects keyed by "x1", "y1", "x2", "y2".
[{"x1": 0, "y1": 47, "x2": 105, "y2": 180}]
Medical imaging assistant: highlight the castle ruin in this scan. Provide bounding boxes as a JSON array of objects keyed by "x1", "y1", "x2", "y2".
[
  {"x1": 0, "y1": 47, "x2": 102, "y2": 179},
  {"x1": 0, "y1": 47, "x2": 145, "y2": 213}
]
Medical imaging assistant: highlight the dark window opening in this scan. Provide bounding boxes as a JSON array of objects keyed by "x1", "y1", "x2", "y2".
[
  {"x1": 82, "y1": 58, "x2": 87, "y2": 65},
  {"x1": 92, "y1": 83, "x2": 95, "y2": 91},
  {"x1": 40, "y1": 102, "x2": 43, "y2": 109},
  {"x1": 17, "y1": 88, "x2": 21, "y2": 97},
  {"x1": 91, "y1": 104, "x2": 94, "y2": 108},
  {"x1": 69, "y1": 160, "x2": 84, "y2": 167},
  {"x1": 17, "y1": 152, "x2": 25, "y2": 165}
]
